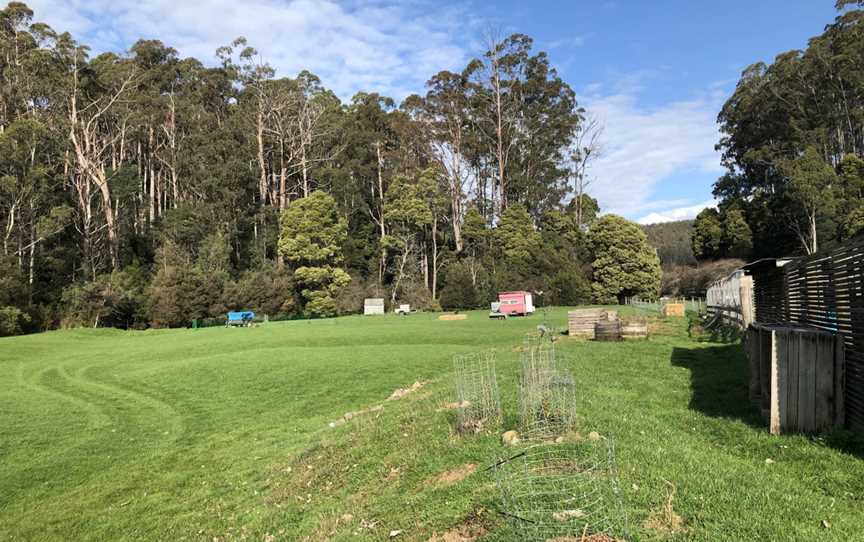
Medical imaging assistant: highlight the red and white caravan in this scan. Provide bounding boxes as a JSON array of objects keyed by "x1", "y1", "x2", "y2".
[{"x1": 489, "y1": 291, "x2": 535, "y2": 318}]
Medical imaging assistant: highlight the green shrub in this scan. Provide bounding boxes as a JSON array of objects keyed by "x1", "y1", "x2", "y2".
[
  {"x1": 546, "y1": 269, "x2": 592, "y2": 306},
  {"x1": 440, "y1": 261, "x2": 482, "y2": 310},
  {"x1": 0, "y1": 306, "x2": 30, "y2": 336}
]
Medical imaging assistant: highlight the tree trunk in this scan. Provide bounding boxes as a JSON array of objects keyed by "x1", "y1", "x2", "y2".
[
  {"x1": 376, "y1": 141, "x2": 387, "y2": 285},
  {"x1": 279, "y1": 139, "x2": 287, "y2": 211},
  {"x1": 493, "y1": 65, "x2": 507, "y2": 213},
  {"x1": 431, "y1": 219, "x2": 439, "y2": 300},
  {"x1": 810, "y1": 210, "x2": 818, "y2": 254},
  {"x1": 95, "y1": 169, "x2": 118, "y2": 270},
  {"x1": 391, "y1": 243, "x2": 410, "y2": 306},
  {"x1": 301, "y1": 143, "x2": 309, "y2": 197},
  {"x1": 148, "y1": 126, "x2": 156, "y2": 223},
  {"x1": 257, "y1": 108, "x2": 267, "y2": 208}
]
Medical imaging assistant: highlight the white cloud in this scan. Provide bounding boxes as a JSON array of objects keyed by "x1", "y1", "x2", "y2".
[
  {"x1": 636, "y1": 199, "x2": 717, "y2": 225},
  {"x1": 26, "y1": 0, "x2": 473, "y2": 101},
  {"x1": 547, "y1": 34, "x2": 591, "y2": 49},
  {"x1": 580, "y1": 81, "x2": 725, "y2": 217}
]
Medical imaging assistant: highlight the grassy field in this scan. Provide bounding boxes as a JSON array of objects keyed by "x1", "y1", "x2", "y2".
[{"x1": 1, "y1": 307, "x2": 863, "y2": 541}]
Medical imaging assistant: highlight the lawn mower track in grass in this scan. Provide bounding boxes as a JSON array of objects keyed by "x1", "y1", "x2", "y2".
[{"x1": 1, "y1": 307, "x2": 863, "y2": 540}]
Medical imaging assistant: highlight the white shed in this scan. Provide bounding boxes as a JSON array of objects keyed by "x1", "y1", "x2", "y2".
[{"x1": 364, "y1": 298, "x2": 385, "y2": 315}]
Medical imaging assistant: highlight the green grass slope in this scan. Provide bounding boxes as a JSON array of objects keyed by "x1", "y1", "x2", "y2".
[{"x1": 1, "y1": 308, "x2": 863, "y2": 541}]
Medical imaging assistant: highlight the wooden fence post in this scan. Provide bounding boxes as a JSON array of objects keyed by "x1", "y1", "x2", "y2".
[
  {"x1": 836, "y1": 335, "x2": 846, "y2": 428},
  {"x1": 769, "y1": 329, "x2": 781, "y2": 435},
  {"x1": 740, "y1": 275, "x2": 754, "y2": 328}
]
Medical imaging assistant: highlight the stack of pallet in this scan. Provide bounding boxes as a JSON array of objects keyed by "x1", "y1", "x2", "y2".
[{"x1": 568, "y1": 308, "x2": 612, "y2": 339}]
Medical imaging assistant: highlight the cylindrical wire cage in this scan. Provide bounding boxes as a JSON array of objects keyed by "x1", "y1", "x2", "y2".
[
  {"x1": 519, "y1": 342, "x2": 577, "y2": 440},
  {"x1": 495, "y1": 440, "x2": 628, "y2": 540},
  {"x1": 453, "y1": 351, "x2": 502, "y2": 433}
]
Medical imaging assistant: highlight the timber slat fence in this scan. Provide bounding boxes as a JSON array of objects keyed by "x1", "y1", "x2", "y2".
[{"x1": 747, "y1": 237, "x2": 864, "y2": 432}]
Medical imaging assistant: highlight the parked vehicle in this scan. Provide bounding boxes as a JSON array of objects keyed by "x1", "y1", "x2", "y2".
[{"x1": 488, "y1": 291, "x2": 535, "y2": 318}]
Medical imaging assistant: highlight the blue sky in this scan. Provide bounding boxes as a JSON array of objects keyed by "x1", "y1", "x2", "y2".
[{"x1": 28, "y1": 0, "x2": 843, "y2": 222}]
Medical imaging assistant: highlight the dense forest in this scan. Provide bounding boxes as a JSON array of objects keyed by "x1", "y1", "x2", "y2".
[
  {"x1": 642, "y1": 220, "x2": 696, "y2": 268},
  {"x1": 694, "y1": 1, "x2": 864, "y2": 261},
  {"x1": 0, "y1": 2, "x2": 663, "y2": 335}
]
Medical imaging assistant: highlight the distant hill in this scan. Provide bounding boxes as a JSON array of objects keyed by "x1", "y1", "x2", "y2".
[{"x1": 642, "y1": 220, "x2": 696, "y2": 267}]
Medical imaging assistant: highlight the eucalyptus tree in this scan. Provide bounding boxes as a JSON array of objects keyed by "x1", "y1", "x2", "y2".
[
  {"x1": 412, "y1": 70, "x2": 473, "y2": 252},
  {"x1": 342, "y1": 92, "x2": 400, "y2": 284},
  {"x1": 465, "y1": 32, "x2": 532, "y2": 215},
  {"x1": 382, "y1": 169, "x2": 445, "y2": 304},
  {"x1": 715, "y1": 6, "x2": 864, "y2": 256},
  {"x1": 465, "y1": 32, "x2": 582, "y2": 220}
]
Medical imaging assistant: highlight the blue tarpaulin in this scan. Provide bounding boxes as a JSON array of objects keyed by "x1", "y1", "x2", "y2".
[{"x1": 227, "y1": 311, "x2": 255, "y2": 322}]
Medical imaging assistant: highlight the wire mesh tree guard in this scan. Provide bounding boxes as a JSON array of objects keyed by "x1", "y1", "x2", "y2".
[
  {"x1": 453, "y1": 351, "x2": 502, "y2": 434},
  {"x1": 494, "y1": 440, "x2": 628, "y2": 541},
  {"x1": 523, "y1": 324, "x2": 560, "y2": 349},
  {"x1": 519, "y1": 342, "x2": 577, "y2": 440}
]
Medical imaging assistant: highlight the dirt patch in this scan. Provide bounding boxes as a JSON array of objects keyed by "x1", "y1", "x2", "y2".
[
  {"x1": 428, "y1": 524, "x2": 487, "y2": 542},
  {"x1": 438, "y1": 314, "x2": 467, "y2": 321},
  {"x1": 642, "y1": 480, "x2": 687, "y2": 535},
  {"x1": 436, "y1": 400, "x2": 471, "y2": 412},
  {"x1": 428, "y1": 511, "x2": 489, "y2": 542},
  {"x1": 329, "y1": 404, "x2": 384, "y2": 428},
  {"x1": 424, "y1": 463, "x2": 477, "y2": 487},
  {"x1": 387, "y1": 381, "x2": 427, "y2": 401},
  {"x1": 384, "y1": 465, "x2": 403, "y2": 482},
  {"x1": 328, "y1": 379, "x2": 427, "y2": 428}
]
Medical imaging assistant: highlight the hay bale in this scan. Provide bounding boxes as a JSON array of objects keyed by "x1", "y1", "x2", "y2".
[
  {"x1": 594, "y1": 320, "x2": 622, "y2": 341},
  {"x1": 661, "y1": 303, "x2": 685, "y2": 317},
  {"x1": 567, "y1": 308, "x2": 607, "y2": 339},
  {"x1": 439, "y1": 314, "x2": 467, "y2": 321},
  {"x1": 621, "y1": 320, "x2": 648, "y2": 340}
]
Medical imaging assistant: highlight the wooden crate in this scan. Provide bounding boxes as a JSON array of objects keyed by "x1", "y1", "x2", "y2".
[
  {"x1": 595, "y1": 320, "x2": 622, "y2": 341},
  {"x1": 568, "y1": 308, "x2": 607, "y2": 339},
  {"x1": 661, "y1": 302, "x2": 685, "y2": 317},
  {"x1": 746, "y1": 323, "x2": 845, "y2": 434},
  {"x1": 621, "y1": 320, "x2": 648, "y2": 340}
]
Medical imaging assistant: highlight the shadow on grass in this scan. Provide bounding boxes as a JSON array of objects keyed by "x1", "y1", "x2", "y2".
[
  {"x1": 670, "y1": 344, "x2": 763, "y2": 427},
  {"x1": 671, "y1": 344, "x2": 864, "y2": 457}
]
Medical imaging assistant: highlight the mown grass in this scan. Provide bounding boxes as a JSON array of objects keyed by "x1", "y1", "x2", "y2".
[{"x1": 1, "y1": 307, "x2": 863, "y2": 541}]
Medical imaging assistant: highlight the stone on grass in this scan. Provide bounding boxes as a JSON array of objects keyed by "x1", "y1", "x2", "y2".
[{"x1": 502, "y1": 430, "x2": 520, "y2": 446}]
